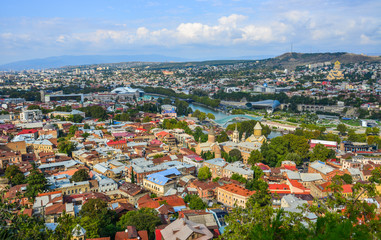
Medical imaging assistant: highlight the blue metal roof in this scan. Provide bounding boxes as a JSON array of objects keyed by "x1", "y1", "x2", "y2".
[
  {"x1": 246, "y1": 100, "x2": 281, "y2": 109},
  {"x1": 158, "y1": 168, "x2": 181, "y2": 177},
  {"x1": 145, "y1": 168, "x2": 181, "y2": 186}
]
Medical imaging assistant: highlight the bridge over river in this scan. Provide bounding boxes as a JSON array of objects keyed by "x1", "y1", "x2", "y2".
[{"x1": 214, "y1": 114, "x2": 263, "y2": 126}]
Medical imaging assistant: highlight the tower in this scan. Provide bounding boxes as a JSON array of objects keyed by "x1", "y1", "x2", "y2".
[
  {"x1": 208, "y1": 127, "x2": 216, "y2": 143},
  {"x1": 254, "y1": 122, "x2": 262, "y2": 137},
  {"x1": 40, "y1": 90, "x2": 45, "y2": 103},
  {"x1": 232, "y1": 124, "x2": 240, "y2": 143},
  {"x1": 241, "y1": 132, "x2": 246, "y2": 142}
]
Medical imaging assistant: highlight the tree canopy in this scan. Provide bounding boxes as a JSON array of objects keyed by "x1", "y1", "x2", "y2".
[
  {"x1": 71, "y1": 169, "x2": 89, "y2": 182},
  {"x1": 117, "y1": 208, "x2": 161, "y2": 239},
  {"x1": 197, "y1": 166, "x2": 212, "y2": 181}
]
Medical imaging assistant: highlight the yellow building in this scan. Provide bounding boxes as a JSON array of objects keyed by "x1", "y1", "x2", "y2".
[
  {"x1": 217, "y1": 183, "x2": 255, "y2": 208},
  {"x1": 327, "y1": 61, "x2": 344, "y2": 80},
  {"x1": 245, "y1": 122, "x2": 266, "y2": 144}
]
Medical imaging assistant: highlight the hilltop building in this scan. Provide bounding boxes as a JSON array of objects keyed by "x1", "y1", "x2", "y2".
[{"x1": 327, "y1": 61, "x2": 344, "y2": 80}]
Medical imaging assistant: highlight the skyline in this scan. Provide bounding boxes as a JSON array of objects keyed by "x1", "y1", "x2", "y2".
[{"x1": 0, "y1": 0, "x2": 380, "y2": 65}]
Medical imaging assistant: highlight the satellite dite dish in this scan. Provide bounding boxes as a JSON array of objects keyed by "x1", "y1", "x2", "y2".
[{"x1": 1, "y1": 104, "x2": 7, "y2": 109}]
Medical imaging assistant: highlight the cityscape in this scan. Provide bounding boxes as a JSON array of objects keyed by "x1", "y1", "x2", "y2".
[{"x1": 0, "y1": 0, "x2": 381, "y2": 240}]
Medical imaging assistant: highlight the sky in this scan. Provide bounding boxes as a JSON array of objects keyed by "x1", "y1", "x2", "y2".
[{"x1": 0, "y1": 0, "x2": 380, "y2": 64}]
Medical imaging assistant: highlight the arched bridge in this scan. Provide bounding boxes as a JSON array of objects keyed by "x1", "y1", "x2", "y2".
[{"x1": 214, "y1": 114, "x2": 263, "y2": 127}]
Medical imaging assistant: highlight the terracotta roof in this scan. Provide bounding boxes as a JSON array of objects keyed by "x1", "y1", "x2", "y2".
[
  {"x1": 139, "y1": 195, "x2": 185, "y2": 209},
  {"x1": 218, "y1": 183, "x2": 255, "y2": 197},
  {"x1": 45, "y1": 203, "x2": 65, "y2": 215}
]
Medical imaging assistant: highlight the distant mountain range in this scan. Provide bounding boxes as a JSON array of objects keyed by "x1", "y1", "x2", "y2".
[
  {"x1": 0, "y1": 54, "x2": 189, "y2": 71},
  {"x1": 0, "y1": 52, "x2": 380, "y2": 71}
]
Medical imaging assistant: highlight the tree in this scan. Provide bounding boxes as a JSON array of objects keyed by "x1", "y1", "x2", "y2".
[
  {"x1": 341, "y1": 173, "x2": 353, "y2": 184},
  {"x1": 68, "y1": 114, "x2": 83, "y2": 123},
  {"x1": 79, "y1": 199, "x2": 117, "y2": 238},
  {"x1": 198, "y1": 166, "x2": 212, "y2": 181},
  {"x1": 216, "y1": 130, "x2": 229, "y2": 142},
  {"x1": 337, "y1": 123, "x2": 347, "y2": 135},
  {"x1": 285, "y1": 152, "x2": 302, "y2": 165},
  {"x1": 27, "y1": 105, "x2": 41, "y2": 110},
  {"x1": 309, "y1": 144, "x2": 335, "y2": 162},
  {"x1": 117, "y1": 208, "x2": 161, "y2": 239},
  {"x1": 58, "y1": 141, "x2": 76, "y2": 157},
  {"x1": 231, "y1": 173, "x2": 247, "y2": 184},
  {"x1": 52, "y1": 212, "x2": 77, "y2": 240},
  {"x1": 68, "y1": 125, "x2": 78, "y2": 135},
  {"x1": 71, "y1": 169, "x2": 89, "y2": 182},
  {"x1": 247, "y1": 150, "x2": 263, "y2": 166},
  {"x1": 143, "y1": 116, "x2": 152, "y2": 123},
  {"x1": 261, "y1": 134, "x2": 309, "y2": 167},
  {"x1": 25, "y1": 168, "x2": 47, "y2": 200},
  {"x1": 5, "y1": 165, "x2": 25, "y2": 186},
  {"x1": 187, "y1": 195, "x2": 207, "y2": 210},
  {"x1": 82, "y1": 132, "x2": 90, "y2": 139},
  {"x1": 131, "y1": 167, "x2": 135, "y2": 184},
  {"x1": 228, "y1": 149, "x2": 242, "y2": 162},
  {"x1": 206, "y1": 113, "x2": 215, "y2": 120}
]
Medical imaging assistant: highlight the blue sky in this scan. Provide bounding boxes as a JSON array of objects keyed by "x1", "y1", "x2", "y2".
[{"x1": 0, "y1": 0, "x2": 380, "y2": 64}]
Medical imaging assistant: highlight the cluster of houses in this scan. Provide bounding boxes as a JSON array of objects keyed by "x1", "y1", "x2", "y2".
[{"x1": 0, "y1": 103, "x2": 380, "y2": 239}]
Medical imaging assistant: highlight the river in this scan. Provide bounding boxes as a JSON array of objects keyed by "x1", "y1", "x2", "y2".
[{"x1": 145, "y1": 94, "x2": 229, "y2": 120}]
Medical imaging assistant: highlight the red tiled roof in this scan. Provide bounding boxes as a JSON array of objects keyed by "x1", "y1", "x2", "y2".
[
  {"x1": 18, "y1": 129, "x2": 38, "y2": 135},
  {"x1": 218, "y1": 183, "x2": 255, "y2": 197},
  {"x1": 342, "y1": 184, "x2": 353, "y2": 193},
  {"x1": 107, "y1": 140, "x2": 127, "y2": 145}
]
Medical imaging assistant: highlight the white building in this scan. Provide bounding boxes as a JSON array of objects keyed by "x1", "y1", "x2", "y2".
[{"x1": 20, "y1": 109, "x2": 43, "y2": 122}]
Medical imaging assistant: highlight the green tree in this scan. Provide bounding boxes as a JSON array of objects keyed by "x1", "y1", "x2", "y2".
[
  {"x1": 51, "y1": 212, "x2": 77, "y2": 240},
  {"x1": 228, "y1": 149, "x2": 242, "y2": 162},
  {"x1": 68, "y1": 125, "x2": 79, "y2": 135},
  {"x1": 231, "y1": 173, "x2": 247, "y2": 184},
  {"x1": 27, "y1": 105, "x2": 41, "y2": 110},
  {"x1": 247, "y1": 150, "x2": 263, "y2": 166},
  {"x1": 117, "y1": 208, "x2": 161, "y2": 239},
  {"x1": 285, "y1": 152, "x2": 302, "y2": 165},
  {"x1": 261, "y1": 134, "x2": 309, "y2": 167},
  {"x1": 187, "y1": 195, "x2": 207, "y2": 210},
  {"x1": 198, "y1": 166, "x2": 212, "y2": 181},
  {"x1": 216, "y1": 130, "x2": 229, "y2": 142},
  {"x1": 337, "y1": 123, "x2": 347, "y2": 135},
  {"x1": 58, "y1": 141, "x2": 77, "y2": 157},
  {"x1": 25, "y1": 168, "x2": 47, "y2": 200},
  {"x1": 79, "y1": 199, "x2": 117, "y2": 238},
  {"x1": 143, "y1": 116, "x2": 152, "y2": 123},
  {"x1": 206, "y1": 113, "x2": 215, "y2": 120},
  {"x1": 131, "y1": 167, "x2": 135, "y2": 184},
  {"x1": 341, "y1": 173, "x2": 353, "y2": 184},
  {"x1": 309, "y1": 144, "x2": 335, "y2": 162},
  {"x1": 71, "y1": 169, "x2": 89, "y2": 182},
  {"x1": 68, "y1": 114, "x2": 84, "y2": 123},
  {"x1": 5, "y1": 165, "x2": 25, "y2": 186}
]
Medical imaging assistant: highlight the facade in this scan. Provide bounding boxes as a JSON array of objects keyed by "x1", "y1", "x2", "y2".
[
  {"x1": 195, "y1": 128, "x2": 222, "y2": 158},
  {"x1": 203, "y1": 158, "x2": 227, "y2": 179},
  {"x1": 143, "y1": 168, "x2": 181, "y2": 196},
  {"x1": 20, "y1": 109, "x2": 43, "y2": 122},
  {"x1": 161, "y1": 105, "x2": 177, "y2": 117},
  {"x1": 217, "y1": 183, "x2": 255, "y2": 208}
]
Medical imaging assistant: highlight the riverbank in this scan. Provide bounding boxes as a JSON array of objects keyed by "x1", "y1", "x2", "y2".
[{"x1": 145, "y1": 93, "x2": 230, "y2": 119}]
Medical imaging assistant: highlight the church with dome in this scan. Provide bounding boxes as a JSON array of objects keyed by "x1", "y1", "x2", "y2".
[
  {"x1": 195, "y1": 127, "x2": 222, "y2": 158},
  {"x1": 327, "y1": 61, "x2": 344, "y2": 80},
  {"x1": 220, "y1": 122, "x2": 267, "y2": 164}
]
